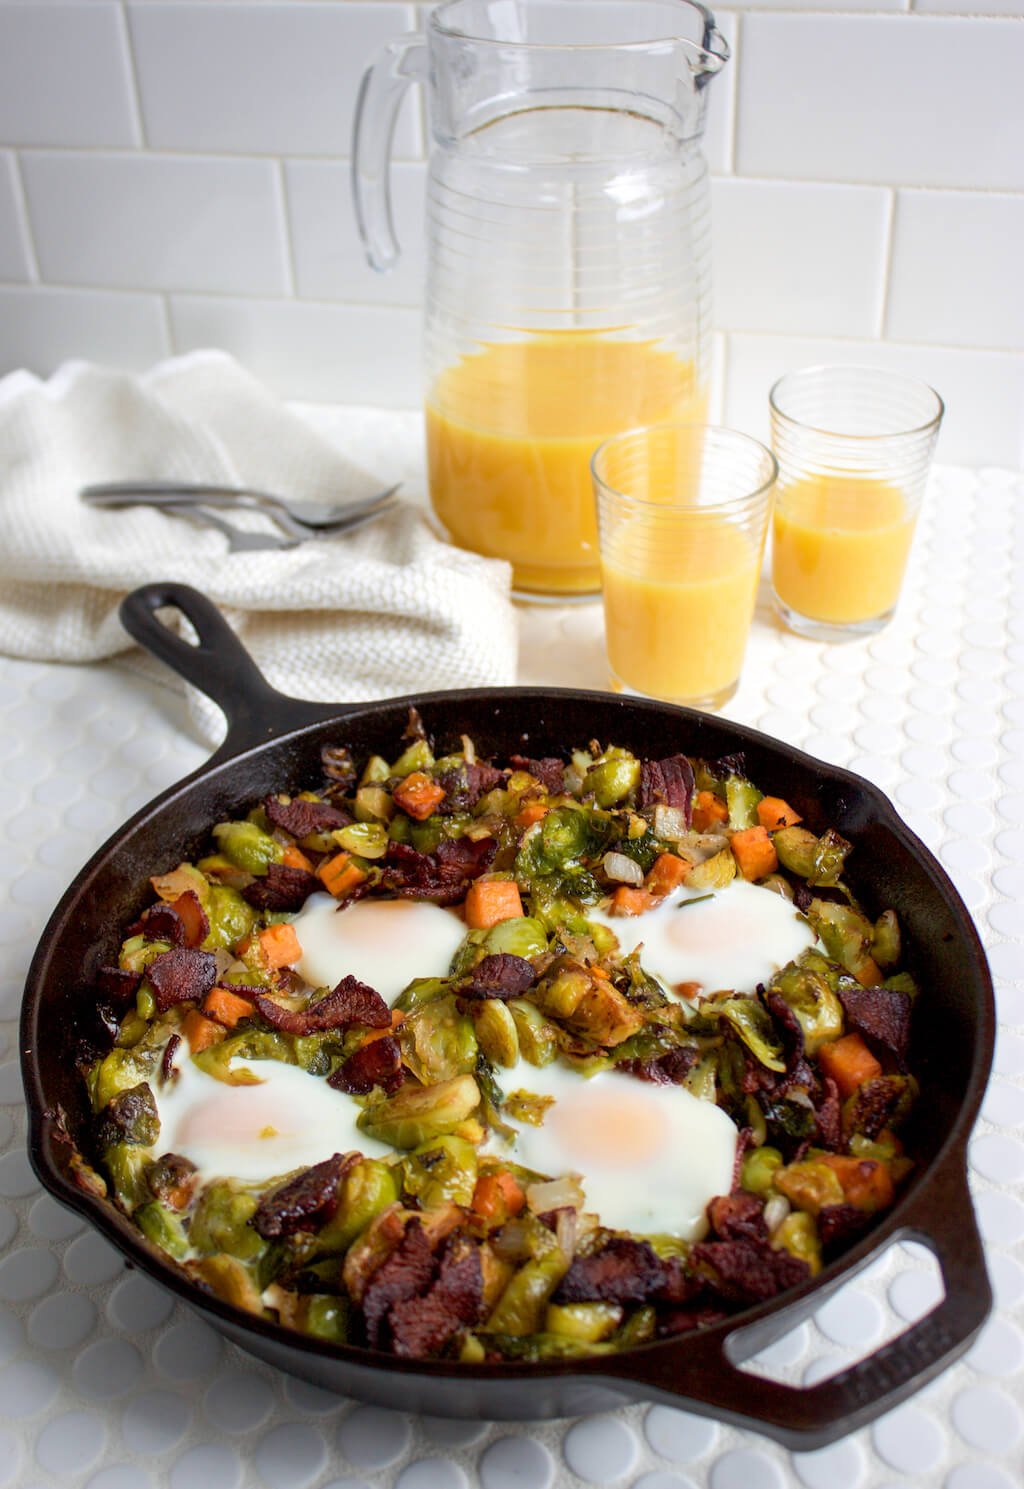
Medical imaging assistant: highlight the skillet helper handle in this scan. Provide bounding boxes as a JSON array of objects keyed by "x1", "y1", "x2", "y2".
[
  {"x1": 621, "y1": 1152, "x2": 990, "y2": 1450},
  {"x1": 119, "y1": 582, "x2": 342, "y2": 761}
]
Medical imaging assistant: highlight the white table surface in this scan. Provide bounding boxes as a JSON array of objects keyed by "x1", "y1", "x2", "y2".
[{"x1": 0, "y1": 421, "x2": 1021, "y2": 1489}]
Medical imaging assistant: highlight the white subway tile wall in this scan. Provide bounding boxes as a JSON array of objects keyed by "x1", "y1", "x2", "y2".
[{"x1": 0, "y1": 0, "x2": 1020, "y2": 466}]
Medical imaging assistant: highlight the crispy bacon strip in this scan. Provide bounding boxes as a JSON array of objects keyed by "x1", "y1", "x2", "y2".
[
  {"x1": 637, "y1": 754, "x2": 695, "y2": 824},
  {"x1": 388, "y1": 1236, "x2": 484, "y2": 1359},
  {"x1": 814, "y1": 1074, "x2": 843, "y2": 1151},
  {"x1": 838, "y1": 983, "x2": 912, "y2": 1067},
  {"x1": 264, "y1": 795, "x2": 350, "y2": 838},
  {"x1": 690, "y1": 1238, "x2": 810, "y2": 1303},
  {"x1": 160, "y1": 1033, "x2": 182, "y2": 1083},
  {"x1": 147, "y1": 948, "x2": 217, "y2": 1012},
  {"x1": 764, "y1": 989, "x2": 805, "y2": 1071},
  {"x1": 361, "y1": 1219, "x2": 436, "y2": 1349},
  {"x1": 707, "y1": 1191, "x2": 768, "y2": 1244},
  {"x1": 458, "y1": 953, "x2": 535, "y2": 1001},
  {"x1": 254, "y1": 975, "x2": 390, "y2": 1035},
  {"x1": 252, "y1": 1152, "x2": 356, "y2": 1239},
  {"x1": 381, "y1": 838, "x2": 495, "y2": 905},
  {"x1": 553, "y1": 1237, "x2": 687, "y2": 1306},
  {"x1": 617, "y1": 1046, "x2": 698, "y2": 1085},
  {"x1": 328, "y1": 1035, "x2": 403, "y2": 1095},
  {"x1": 127, "y1": 901, "x2": 186, "y2": 946},
  {"x1": 243, "y1": 862, "x2": 320, "y2": 912}
]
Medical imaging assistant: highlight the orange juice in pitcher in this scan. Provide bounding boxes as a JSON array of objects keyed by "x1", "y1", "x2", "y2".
[
  {"x1": 352, "y1": 1, "x2": 729, "y2": 595},
  {"x1": 426, "y1": 334, "x2": 706, "y2": 594}
]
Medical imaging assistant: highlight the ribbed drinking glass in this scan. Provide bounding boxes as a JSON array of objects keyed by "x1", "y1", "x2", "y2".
[
  {"x1": 593, "y1": 424, "x2": 777, "y2": 710},
  {"x1": 769, "y1": 366, "x2": 944, "y2": 642}
]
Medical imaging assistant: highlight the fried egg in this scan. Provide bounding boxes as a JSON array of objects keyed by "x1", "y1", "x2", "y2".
[
  {"x1": 588, "y1": 878, "x2": 816, "y2": 1002},
  {"x1": 487, "y1": 1058, "x2": 737, "y2": 1240},
  {"x1": 153, "y1": 1046, "x2": 393, "y2": 1185},
  {"x1": 287, "y1": 893, "x2": 467, "y2": 1003}
]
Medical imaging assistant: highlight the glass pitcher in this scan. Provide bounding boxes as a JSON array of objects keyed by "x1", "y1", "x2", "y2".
[{"x1": 353, "y1": 0, "x2": 729, "y2": 597}]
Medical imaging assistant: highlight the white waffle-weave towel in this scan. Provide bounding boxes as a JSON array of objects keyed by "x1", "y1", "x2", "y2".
[{"x1": 0, "y1": 352, "x2": 518, "y2": 744}]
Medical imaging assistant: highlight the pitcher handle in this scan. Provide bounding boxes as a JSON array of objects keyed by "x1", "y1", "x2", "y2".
[{"x1": 351, "y1": 34, "x2": 428, "y2": 272}]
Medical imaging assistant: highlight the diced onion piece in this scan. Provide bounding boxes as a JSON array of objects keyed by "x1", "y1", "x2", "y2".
[
  {"x1": 461, "y1": 733, "x2": 477, "y2": 765},
  {"x1": 603, "y1": 852, "x2": 644, "y2": 886},
  {"x1": 526, "y1": 1175, "x2": 586, "y2": 1215},
  {"x1": 554, "y1": 1206, "x2": 579, "y2": 1259},
  {"x1": 764, "y1": 1194, "x2": 791, "y2": 1234},
  {"x1": 652, "y1": 806, "x2": 690, "y2": 842},
  {"x1": 675, "y1": 830, "x2": 731, "y2": 865}
]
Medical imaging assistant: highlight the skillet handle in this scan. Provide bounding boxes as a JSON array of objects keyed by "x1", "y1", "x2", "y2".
[
  {"x1": 620, "y1": 1150, "x2": 989, "y2": 1450},
  {"x1": 119, "y1": 582, "x2": 345, "y2": 760}
]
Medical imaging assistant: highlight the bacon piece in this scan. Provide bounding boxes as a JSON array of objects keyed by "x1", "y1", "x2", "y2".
[
  {"x1": 254, "y1": 975, "x2": 390, "y2": 1036},
  {"x1": 160, "y1": 1033, "x2": 182, "y2": 1083},
  {"x1": 764, "y1": 989, "x2": 805, "y2": 1070},
  {"x1": 509, "y1": 755, "x2": 566, "y2": 795},
  {"x1": 243, "y1": 862, "x2": 320, "y2": 912},
  {"x1": 708, "y1": 1191, "x2": 768, "y2": 1244},
  {"x1": 553, "y1": 1237, "x2": 686, "y2": 1306},
  {"x1": 381, "y1": 837, "x2": 495, "y2": 905},
  {"x1": 252, "y1": 1152, "x2": 355, "y2": 1239},
  {"x1": 617, "y1": 1046, "x2": 698, "y2": 1085},
  {"x1": 637, "y1": 754, "x2": 695, "y2": 824},
  {"x1": 264, "y1": 795, "x2": 350, "y2": 839},
  {"x1": 328, "y1": 1034, "x2": 404, "y2": 1095},
  {"x1": 838, "y1": 984, "x2": 912, "y2": 1067},
  {"x1": 691, "y1": 1238, "x2": 810, "y2": 1303},
  {"x1": 127, "y1": 901, "x2": 186, "y2": 946},
  {"x1": 458, "y1": 953, "x2": 535, "y2": 1001},
  {"x1": 388, "y1": 1236, "x2": 484, "y2": 1359},
  {"x1": 814, "y1": 1075, "x2": 843, "y2": 1151},
  {"x1": 361, "y1": 1219, "x2": 437, "y2": 1349},
  {"x1": 95, "y1": 966, "x2": 142, "y2": 1005},
  {"x1": 147, "y1": 948, "x2": 217, "y2": 1012},
  {"x1": 818, "y1": 1202, "x2": 872, "y2": 1250}
]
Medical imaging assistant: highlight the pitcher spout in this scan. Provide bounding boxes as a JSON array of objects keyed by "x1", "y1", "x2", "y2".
[{"x1": 696, "y1": 25, "x2": 730, "y2": 81}]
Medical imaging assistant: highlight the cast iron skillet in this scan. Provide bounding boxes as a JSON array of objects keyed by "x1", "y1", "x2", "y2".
[{"x1": 22, "y1": 583, "x2": 994, "y2": 1448}]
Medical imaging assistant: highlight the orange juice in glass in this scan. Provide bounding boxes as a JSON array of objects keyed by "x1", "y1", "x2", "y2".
[
  {"x1": 427, "y1": 334, "x2": 707, "y2": 597},
  {"x1": 769, "y1": 367, "x2": 944, "y2": 642},
  {"x1": 592, "y1": 425, "x2": 776, "y2": 710}
]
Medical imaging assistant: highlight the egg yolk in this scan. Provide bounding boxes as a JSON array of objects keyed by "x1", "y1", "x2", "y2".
[{"x1": 546, "y1": 1086, "x2": 666, "y2": 1167}]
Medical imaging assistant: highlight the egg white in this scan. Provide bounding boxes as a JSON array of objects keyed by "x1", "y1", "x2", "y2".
[
  {"x1": 287, "y1": 893, "x2": 467, "y2": 1003},
  {"x1": 152, "y1": 1047, "x2": 394, "y2": 1186},
  {"x1": 588, "y1": 878, "x2": 816, "y2": 1002},
  {"x1": 486, "y1": 1058, "x2": 737, "y2": 1240}
]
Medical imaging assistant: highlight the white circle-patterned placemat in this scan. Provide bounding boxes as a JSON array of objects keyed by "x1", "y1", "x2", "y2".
[{"x1": 0, "y1": 454, "x2": 1021, "y2": 1489}]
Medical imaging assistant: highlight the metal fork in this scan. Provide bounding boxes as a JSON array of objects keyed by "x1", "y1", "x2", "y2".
[
  {"x1": 81, "y1": 479, "x2": 400, "y2": 538},
  {"x1": 161, "y1": 503, "x2": 299, "y2": 552}
]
